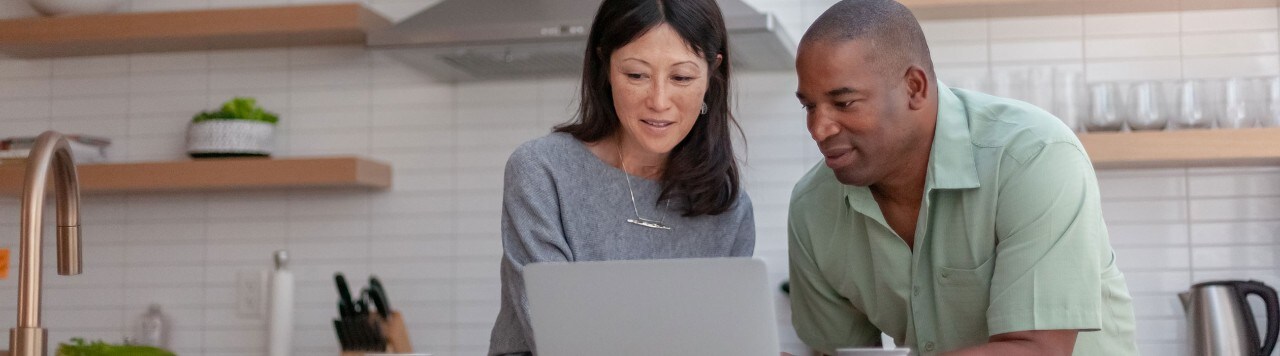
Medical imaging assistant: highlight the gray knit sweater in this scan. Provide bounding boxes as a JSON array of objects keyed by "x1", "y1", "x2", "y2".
[{"x1": 487, "y1": 132, "x2": 756, "y2": 356}]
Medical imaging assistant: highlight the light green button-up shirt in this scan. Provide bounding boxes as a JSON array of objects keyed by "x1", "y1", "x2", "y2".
[{"x1": 787, "y1": 82, "x2": 1138, "y2": 355}]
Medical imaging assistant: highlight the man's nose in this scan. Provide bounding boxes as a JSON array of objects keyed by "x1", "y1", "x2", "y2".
[{"x1": 808, "y1": 108, "x2": 840, "y2": 143}]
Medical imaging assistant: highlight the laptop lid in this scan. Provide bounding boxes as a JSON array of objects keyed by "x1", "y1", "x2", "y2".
[{"x1": 525, "y1": 258, "x2": 781, "y2": 356}]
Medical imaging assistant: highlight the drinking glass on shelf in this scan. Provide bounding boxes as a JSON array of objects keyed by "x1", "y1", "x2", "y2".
[
  {"x1": 992, "y1": 67, "x2": 1028, "y2": 102},
  {"x1": 952, "y1": 76, "x2": 991, "y2": 94},
  {"x1": 1174, "y1": 79, "x2": 1214, "y2": 130},
  {"x1": 1263, "y1": 77, "x2": 1280, "y2": 128},
  {"x1": 1052, "y1": 69, "x2": 1085, "y2": 132},
  {"x1": 1086, "y1": 82, "x2": 1124, "y2": 132},
  {"x1": 1027, "y1": 66, "x2": 1055, "y2": 112},
  {"x1": 1128, "y1": 81, "x2": 1170, "y2": 131},
  {"x1": 1220, "y1": 77, "x2": 1261, "y2": 129}
]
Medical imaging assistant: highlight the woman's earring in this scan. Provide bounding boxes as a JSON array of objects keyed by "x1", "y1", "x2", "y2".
[{"x1": 700, "y1": 103, "x2": 708, "y2": 115}]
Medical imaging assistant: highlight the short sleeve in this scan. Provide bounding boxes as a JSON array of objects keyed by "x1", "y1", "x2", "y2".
[
  {"x1": 988, "y1": 142, "x2": 1106, "y2": 335},
  {"x1": 788, "y1": 203, "x2": 881, "y2": 353}
]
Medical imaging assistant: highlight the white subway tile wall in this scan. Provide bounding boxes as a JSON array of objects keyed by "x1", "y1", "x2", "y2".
[{"x1": 0, "y1": 0, "x2": 1277, "y2": 355}]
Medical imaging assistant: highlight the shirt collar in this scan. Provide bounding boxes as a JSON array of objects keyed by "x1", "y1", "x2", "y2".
[{"x1": 927, "y1": 81, "x2": 980, "y2": 190}]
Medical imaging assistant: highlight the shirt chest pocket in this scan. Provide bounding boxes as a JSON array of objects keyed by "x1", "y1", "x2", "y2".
[
  {"x1": 935, "y1": 258, "x2": 994, "y2": 309},
  {"x1": 933, "y1": 257, "x2": 995, "y2": 344},
  {"x1": 936, "y1": 257, "x2": 994, "y2": 287}
]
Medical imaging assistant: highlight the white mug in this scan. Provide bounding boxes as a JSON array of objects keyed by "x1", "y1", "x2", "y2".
[{"x1": 836, "y1": 348, "x2": 912, "y2": 356}]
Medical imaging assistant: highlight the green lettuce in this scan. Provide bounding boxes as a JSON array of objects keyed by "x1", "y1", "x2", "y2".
[
  {"x1": 57, "y1": 338, "x2": 176, "y2": 356},
  {"x1": 192, "y1": 97, "x2": 279, "y2": 124}
]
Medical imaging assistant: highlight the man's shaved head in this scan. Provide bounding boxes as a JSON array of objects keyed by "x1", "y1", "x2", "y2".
[{"x1": 800, "y1": 0, "x2": 934, "y2": 80}]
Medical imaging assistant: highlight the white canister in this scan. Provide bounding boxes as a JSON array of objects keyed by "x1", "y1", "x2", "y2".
[{"x1": 186, "y1": 120, "x2": 276, "y2": 157}]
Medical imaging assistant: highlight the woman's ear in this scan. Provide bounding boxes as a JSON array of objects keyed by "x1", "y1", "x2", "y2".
[{"x1": 712, "y1": 54, "x2": 723, "y2": 70}]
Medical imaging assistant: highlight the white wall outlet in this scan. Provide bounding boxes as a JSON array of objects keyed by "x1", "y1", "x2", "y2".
[{"x1": 236, "y1": 269, "x2": 269, "y2": 318}]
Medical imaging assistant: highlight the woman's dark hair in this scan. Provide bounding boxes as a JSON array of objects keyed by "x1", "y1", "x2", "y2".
[{"x1": 556, "y1": 0, "x2": 741, "y2": 217}]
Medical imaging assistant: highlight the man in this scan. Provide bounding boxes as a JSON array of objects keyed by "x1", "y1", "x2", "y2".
[{"x1": 786, "y1": 1, "x2": 1137, "y2": 355}]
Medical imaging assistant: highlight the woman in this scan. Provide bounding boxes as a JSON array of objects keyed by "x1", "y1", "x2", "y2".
[{"x1": 487, "y1": 0, "x2": 754, "y2": 354}]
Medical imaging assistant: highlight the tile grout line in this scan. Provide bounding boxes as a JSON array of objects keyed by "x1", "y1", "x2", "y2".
[
  {"x1": 1080, "y1": 0, "x2": 1088, "y2": 87},
  {"x1": 201, "y1": 44, "x2": 213, "y2": 355},
  {"x1": 367, "y1": 44, "x2": 376, "y2": 283},
  {"x1": 117, "y1": 51, "x2": 133, "y2": 345},
  {"x1": 985, "y1": 7, "x2": 993, "y2": 84},
  {"x1": 455, "y1": 73, "x2": 465, "y2": 353},
  {"x1": 1184, "y1": 167, "x2": 1196, "y2": 286},
  {"x1": 450, "y1": 75, "x2": 460, "y2": 355}
]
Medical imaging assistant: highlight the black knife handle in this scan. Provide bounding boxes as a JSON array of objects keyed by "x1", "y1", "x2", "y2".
[
  {"x1": 367, "y1": 287, "x2": 390, "y2": 319},
  {"x1": 335, "y1": 273, "x2": 356, "y2": 317},
  {"x1": 333, "y1": 319, "x2": 350, "y2": 350},
  {"x1": 355, "y1": 295, "x2": 369, "y2": 316},
  {"x1": 370, "y1": 276, "x2": 392, "y2": 312}
]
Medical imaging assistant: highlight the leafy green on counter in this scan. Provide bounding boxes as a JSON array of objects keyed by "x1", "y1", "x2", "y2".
[{"x1": 56, "y1": 338, "x2": 176, "y2": 356}]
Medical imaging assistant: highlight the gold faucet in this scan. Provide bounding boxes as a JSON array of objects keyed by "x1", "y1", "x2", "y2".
[{"x1": 10, "y1": 131, "x2": 82, "y2": 356}]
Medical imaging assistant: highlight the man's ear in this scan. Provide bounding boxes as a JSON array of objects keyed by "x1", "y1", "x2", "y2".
[{"x1": 905, "y1": 66, "x2": 930, "y2": 110}]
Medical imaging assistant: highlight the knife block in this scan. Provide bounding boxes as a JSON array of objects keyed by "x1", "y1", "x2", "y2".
[
  {"x1": 381, "y1": 311, "x2": 413, "y2": 353},
  {"x1": 338, "y1": 311, "x2": 412, "y2": 356}
]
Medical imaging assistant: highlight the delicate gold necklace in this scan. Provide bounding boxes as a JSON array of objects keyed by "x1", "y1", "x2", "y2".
[{"x1": 618, "y1": 146, "x2": 671, "y2": 230}]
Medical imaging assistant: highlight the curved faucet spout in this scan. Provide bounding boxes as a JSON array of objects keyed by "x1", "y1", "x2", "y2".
[{"x1": 11, "y1": 131, "x2": 82, "y2": 356}]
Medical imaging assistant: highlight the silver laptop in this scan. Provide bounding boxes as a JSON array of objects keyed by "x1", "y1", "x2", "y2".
[{"x1": 525, "y1": 258, "x2": 781, "y2": 356}]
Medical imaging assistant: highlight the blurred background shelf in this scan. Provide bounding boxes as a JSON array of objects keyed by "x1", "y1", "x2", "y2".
[
  {"x1": 0, "y1": 156, "x2": 392, "y2": 194},
  {"x1": 1081, "y1": 128, "x2": 1280, "y2": 169},
  {"x1": 901, "y1": 0, "x2": 1039, "y2": 7},
  {"x1": 901, "y1": 0, "x2": 1276, "y2": 19},
  {"x1": 0, "y1": 3, "x2": 390, "y2": 57}
]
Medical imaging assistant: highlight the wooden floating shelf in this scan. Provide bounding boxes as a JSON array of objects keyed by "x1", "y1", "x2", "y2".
[
  {"x1": 0, "y1": 3, "x2": 390, "y2": 57},
  {"x1": 901, "y1": 0, "x2": 1276, "y2": 19},
  {"x1": 0, "y1": 156, "x2": 392, "y2": 194},
  {"x1": 903, "y1": 0, "x2": 1038, "y2": 7},
  {"x1": 1080, "y1": 127, "x2": 1280, "y2": 169}
]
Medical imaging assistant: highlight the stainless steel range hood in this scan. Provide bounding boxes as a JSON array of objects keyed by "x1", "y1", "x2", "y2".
[{"x1": 367, "y1": 0, "x2": 795, "y2": 82}]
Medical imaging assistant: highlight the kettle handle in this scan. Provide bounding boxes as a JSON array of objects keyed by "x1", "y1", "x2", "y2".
[{"x1": 1236, "y1": 280, "x2": 1280, "y2": 356}]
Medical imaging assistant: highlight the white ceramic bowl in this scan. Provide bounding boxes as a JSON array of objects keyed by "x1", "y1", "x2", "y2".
[
  {"x1": 28, "y1": 0, "x2": 124, "y2": 17},
  {"x1": 187, "y1": 120, "x2": 276, "y2": 157}
]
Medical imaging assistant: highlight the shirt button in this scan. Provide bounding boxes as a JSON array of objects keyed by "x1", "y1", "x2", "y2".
[
  {"x1": 924, "y1": 342, "x2": 935, "y2": 351},
  {"x1": 913, "y1": 289, "x2": 920, "y2": 296},
  {"x1": 941, "y1": 271, "x2": 950, "y2": 278}
]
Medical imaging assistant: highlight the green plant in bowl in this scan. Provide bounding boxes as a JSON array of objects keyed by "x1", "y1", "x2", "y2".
[
  {"x1": 187, "y1": 97, "x2": 280, "y2": 158},
  {"x1": 192, "y1": 97, "x2": 279, "y2": 124},
  {"x1": 57, "y1": 338, "x2": 176, "y2": 356}
]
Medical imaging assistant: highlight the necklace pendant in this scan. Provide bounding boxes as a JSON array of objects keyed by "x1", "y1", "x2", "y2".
[{"x1": 627, "y1": 218, "x2": 672, "y2": 230}]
